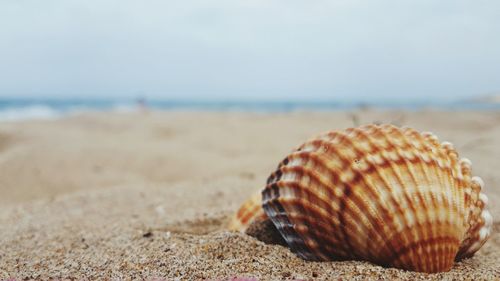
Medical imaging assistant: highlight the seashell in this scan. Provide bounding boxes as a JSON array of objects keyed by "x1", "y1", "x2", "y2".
[{"x1": 229, "y1": 124, "x2": 493, "y2": 273}]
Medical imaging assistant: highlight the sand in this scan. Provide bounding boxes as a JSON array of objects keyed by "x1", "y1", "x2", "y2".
[{"x1": 0, "y1": 110, "x2": 499, "y2": 280}]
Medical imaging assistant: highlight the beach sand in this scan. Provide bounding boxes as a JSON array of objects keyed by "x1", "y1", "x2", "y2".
[{"x1": 0, "y1": 110, "x2": 499, "y2": 280}]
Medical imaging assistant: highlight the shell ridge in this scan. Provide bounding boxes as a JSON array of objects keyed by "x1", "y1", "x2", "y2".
[
  {"x1": 298, "y1": 140, "x2": 366, "y2": 258},
  {"x1": 271, "y1": 158, "x2": 345, "y2": 252},
  {"x1": 262, "y1": 187, "x2": 310, "y2": 257},
  {"x1": 423, "y1": 136, "x2": 458, "y2": 271},
  {"x1": 327, "y1": 129, "x2": 394, "y2": 260},
  {"x1": 440, "y1": 142, "x2": 467, "y2": 245},
  {"x1": 413, "y1": 133, "x2": 462, "y2": 271},
  {"x1": 392, "y1": 127, "x2": 440, "y2": 269},
  {"x1": 350, "y1": 126, "x2": 426, "y2": 264},
  {"x1": 458, "y1": 158, "x2": 475, "y2": 244},
  {"x1": 456, "y1": 159, "x2": 478, "y2": 251},
  {"x1": 273, "y1": 179, "x2": 344, "y2": 259},
  {"x1": 321, "y1": 130, "x2": 396, "y2": 260},
  {"x1": 401, "y1": 129, "x2": 436, "y2": 245},
  {"x1": 362, "y1": 126, "x2": 420, "y2": 266},
  {"x1": 263, "y1": 173, "x2": 328, "y2": 261},
  {"x1": 274, "y1": 135, "x2": 391, "y2": 261},
  {"x1": 350, "y1": 126, "x2": 412, "y2": 262},
  {"x1": 456, "y1": 176, "x2": 492, "y2": 260},
  {"x1": 409, "y1": 133, "x2": 438, "y2": 270},
  {"x1": 274, "y1": 195, "x2": 350, "y2": 258},
  {"x1": 304, "y1": 135, "x2": 368, "y2": 258},
  {"x1": 442, "y1": 142, "x2": 471, "y2": 229},
  {"x1": 340, "y1": 125, "x2": 426, "y2": 259}
]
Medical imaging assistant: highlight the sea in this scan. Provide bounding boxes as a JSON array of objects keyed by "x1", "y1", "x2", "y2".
[{"x1": 0, "y1": 97, "x2": 498, "y2": 122}]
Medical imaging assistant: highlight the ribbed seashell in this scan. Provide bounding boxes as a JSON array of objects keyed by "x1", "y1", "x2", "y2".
[{"x1": 229, "y1": 124, "x2": 493, "y2": 273}]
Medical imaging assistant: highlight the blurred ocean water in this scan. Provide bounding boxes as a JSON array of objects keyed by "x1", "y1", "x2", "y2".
[{"x1": 0, "y1": 97, "x2": 498, "y2": 121}]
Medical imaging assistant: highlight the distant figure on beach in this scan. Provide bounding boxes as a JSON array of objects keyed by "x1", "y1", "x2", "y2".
[{"x1": 136, "y1": 97, "x2": 149, "y2": 114}]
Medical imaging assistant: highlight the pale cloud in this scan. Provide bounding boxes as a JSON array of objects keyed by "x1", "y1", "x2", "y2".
[{"x1": 0, "y1": 0, "x2": 499, "y2": 100}]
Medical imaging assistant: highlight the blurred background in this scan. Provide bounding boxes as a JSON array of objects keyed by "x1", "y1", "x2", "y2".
[
  {"x1": 1, "y1": 0, "x2": 500, "y2": 205},
  {"x1": 1, "y1": 1, "x2": 499, "y2": 119}
]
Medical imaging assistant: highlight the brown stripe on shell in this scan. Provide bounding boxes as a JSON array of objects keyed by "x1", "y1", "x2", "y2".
[
  {"x1": 329, "y1": 128, "x2": 399, "y2": 261},
  {"x1": 268, "y1": 164, "x2": 345, "y2": 256},
  {"x1": 386, "y1": 129, "x2": 438, "y2": 265},
  {"x1": 295, "y1": 135, "x2": 395, "y2": 260},
  {"x1": 355, "y1": 125, "x2": 423, "y2": 263},
  {"x1": 262, "y1": 183, "x2": 317, "y2": 260},
  {"x1": 263, "y1": 156, "x2": 349, "y2": 259},
  {"x1": 386, "y1": 127, "x2": 435, "y2": 261},
  {"x1": 275, "y1": 198, "x2": 349, "y2": 259},
  {"x1": 387, "y1": 235, "x2": 460, "y2": 272}
]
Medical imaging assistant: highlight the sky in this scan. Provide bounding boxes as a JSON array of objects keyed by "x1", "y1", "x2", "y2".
[{"x1": 0, "y1": 1, "x2": 499, "y2": 101}]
